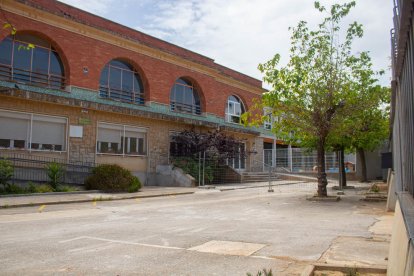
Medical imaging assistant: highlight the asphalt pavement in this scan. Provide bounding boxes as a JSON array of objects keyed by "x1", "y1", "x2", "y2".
[{"x1": 0, "y1": 182, "x2": 392, "y2": 275}]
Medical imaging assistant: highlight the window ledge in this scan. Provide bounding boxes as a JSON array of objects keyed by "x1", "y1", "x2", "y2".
[
  {"x1": 0, "y1": 148, "x2": 67, "y2": 153},
  {"x1": 96, "y1": 153, "x2": 147, "y2": 157}
]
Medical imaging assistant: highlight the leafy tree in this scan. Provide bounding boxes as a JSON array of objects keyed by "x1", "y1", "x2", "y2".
[
  {"x1": 353, "y1": 108, "x2": 389, "y2": 182},
  {"x1": 170, "y1": 129, "x2": 246, "y2": 159},
  {"x1": 0, "y1": 159, "x2": 14, "y2": 191},
  {"x1": 258, "y1": 1, "x2": 368, "y2": 196},
  {"x1": 45, "y1": 162, "x2": 65, "y2": 191},
  {"x1": 170, "y1": 129, "x2": 246, "y2": 184},
  {"x1": 345, "y1": 54, "x2": 390, "y2": 182},
  {"x1": 326, "y1": 52, "x2": 390, "y2": 184}
]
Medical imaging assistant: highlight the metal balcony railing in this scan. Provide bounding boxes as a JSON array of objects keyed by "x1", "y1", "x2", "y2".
[
  {"x1": 99, "y1": 85, "x2": 145, "y2": 105},
  {"x1": 0, "y1": 64, "x2": 65, "y2": 90},
  {"x1": 170, "y1": 101, "x2": 201, "y2": 115}
]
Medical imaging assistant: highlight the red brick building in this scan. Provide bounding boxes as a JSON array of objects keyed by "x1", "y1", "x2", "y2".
[{"x1": 0, "y1": 0, "x2": 276, "y2": 185}]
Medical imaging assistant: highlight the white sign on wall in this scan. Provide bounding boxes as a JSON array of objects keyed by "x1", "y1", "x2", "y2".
[{"x1": 69, "y1": 125, "x2": 83, "y2": 138}]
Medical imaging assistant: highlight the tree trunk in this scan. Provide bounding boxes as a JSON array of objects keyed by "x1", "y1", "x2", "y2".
[
  {"x1": 338, "y1": 147, "x2": 347, "y2": 188},
  {"x1": 357, "y1": 147, "x2": 368, "y2": 182},
  {"x1": 317, "y1": 139, "x2": 328, "y2": 197}
]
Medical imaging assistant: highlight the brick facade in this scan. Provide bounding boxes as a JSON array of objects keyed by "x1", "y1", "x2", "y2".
[{"x1": 0, "y1": 0, "x2": 270, "y2": 182}]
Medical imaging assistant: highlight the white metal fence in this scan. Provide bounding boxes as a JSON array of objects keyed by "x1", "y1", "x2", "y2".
[{"x1": 263, "y1": 148, "x2": 351, "y2": 173}]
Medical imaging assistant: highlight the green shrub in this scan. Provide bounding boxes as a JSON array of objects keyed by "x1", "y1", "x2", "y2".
[
  {"x1": 55, "y1": 185, "x2": 78, "y2": 192},
  {"x1": 35, "y1": 184, "x2": 54, "y2": 193},
  {"x1": 370, "y1": 184, "x2": 380, "y2": 193},
  {"x1": 45, "y1": 162, "x2": 65, "y2": 190},
  {"x1": 172, "y1": 157, "x2": 214, "y2": 184},
  {"x1": 128, "y1": 176, "x2": 141, "y2": 193},
  {"x1": 27, "y1": 181, "x2": 37, "y2": 193},
  {"x1": 85, "y1": 164, "x2": 141, "y2": 192},
  {"x1": 0, "y1": 159, "x2": 14, "y2": 190},
  {"x1": 5, "y1": 183, "x2": 25, "y2": 194}
]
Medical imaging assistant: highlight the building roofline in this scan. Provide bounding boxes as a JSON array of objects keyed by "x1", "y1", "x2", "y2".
[{"x1": 15, "y1": 0, "x2": 262, "y2": 88}]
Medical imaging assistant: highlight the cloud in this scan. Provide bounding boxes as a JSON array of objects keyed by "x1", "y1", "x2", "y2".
[
  {"x1": 59, "y1": 0, "x2": 393, "y2": 87},
  {"x1": 137, "y1": 0, "x2": 393, "y2": 86}
]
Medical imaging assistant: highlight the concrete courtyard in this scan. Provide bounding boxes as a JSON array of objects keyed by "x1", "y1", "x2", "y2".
[{"x1": 0, "y1": 182, "x2": 392, "y2": 275}]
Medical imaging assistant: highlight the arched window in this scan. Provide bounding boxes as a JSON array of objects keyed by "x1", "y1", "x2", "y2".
[
  {"x1": 0, "y1": 34, "x2": 65, "y2": 89},
  {"x1": 170, "y1": 78, "x2": 201, "y2": 115},
  {"x1": 99, "y1": 59, "x2": 144, "y2": 104},
  {"x1": 226, "y1": 95, "x2": 245, "y2": 123}
]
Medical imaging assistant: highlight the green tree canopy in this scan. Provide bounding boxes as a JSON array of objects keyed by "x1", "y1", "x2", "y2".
[{"x1": 257, "y1": 1, "x2": 378, "y2": 196}]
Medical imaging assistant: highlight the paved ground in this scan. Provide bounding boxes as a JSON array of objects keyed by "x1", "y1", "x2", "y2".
[
  {"x1": 0, "y1": 180, "x2": 303, "y2": 208},
  {"x1": 0, "y1": 182, "x2": 392, "y2": 275}
]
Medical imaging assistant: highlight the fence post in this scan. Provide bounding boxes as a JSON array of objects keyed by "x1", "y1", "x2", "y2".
[
  {"x1": 268, "y1": 164, "x2": 274, "y2": 192},
  {"x1": 202, "y1": 151, "x2": 206, "y2": 186},
  {"x1": 273, "y1": 138, "x2": 277, "y2": 169},
  {"x1": 198, "y1": 152, "x2": 201, "y2": 187},
  {"x1": 288, "y1": 144, "x2": 293, "y2": 172},
  {"x1": 338, "y1": 150, "x2": 344, "y2": 189}
]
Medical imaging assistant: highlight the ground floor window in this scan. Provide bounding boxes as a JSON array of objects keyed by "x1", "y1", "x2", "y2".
[
  {"x1": 0, "y1": 109, "x2": 67, "y2": 151},
  {"x1": 97, "y1": 122, "x2": 147, "y2": 156}
]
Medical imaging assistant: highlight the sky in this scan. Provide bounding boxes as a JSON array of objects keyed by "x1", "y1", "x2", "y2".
[{"x1": 59, "y1": 0, "x2": 393, "y2": 88}]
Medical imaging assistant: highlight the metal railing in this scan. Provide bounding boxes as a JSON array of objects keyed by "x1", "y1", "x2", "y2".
[
  {"x1": 391, "y1": 0, "x2": 414, "y2": 196},
  {"x1": 263, "y1": 148, "x2": 345, "y2": 173},
  {"x1": 170, "y1": 101, "x2": 201, "y2": 115},
  {"x1": 0, "y1": 64, "x2": 65, "y2": 90},
  {"x1": 0, "y1": 152, "x2": 95, "y2": 185},
  {"x1": 99, "y1": 85, "x2": 145, "y2": 105}
]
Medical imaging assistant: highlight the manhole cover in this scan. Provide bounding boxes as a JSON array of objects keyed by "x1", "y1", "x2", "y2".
[{"x1": 188, "y1": 240, "x2": 266, "y2": 256}]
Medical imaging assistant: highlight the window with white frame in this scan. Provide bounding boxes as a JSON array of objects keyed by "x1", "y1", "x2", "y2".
[
  {"x1": 97, "y1": 122, "x2": 147, "y2": 156},
  {"x1": 0, "y1": 110, "x2": 67, "y2": 151},
  {"x1": 225, "y1": 95, "x2": 245, "y2": 124},
  {"x1": 263, "y1": 107, "x2": 273, "y2": 130}
]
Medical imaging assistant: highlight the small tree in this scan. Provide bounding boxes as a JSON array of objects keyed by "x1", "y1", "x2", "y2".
[
  {"x1": 258, "y1": 1, "x2": 365, "y2": 196},
  {"x1": 0, "y1": 159, "x2": 14, "y2": 191},
  {"x1": 351, "y1": 104, "x2": 389, "y2": 182},
  {"x1": 326, "y1": 51, "x2": 390, "y2": 184},
  {"x1": 45, "y1": 162, "x2": 65, "y2": 190},
  {"x1": 170, "y1": 129, "x2": 246, "y2": 183},
  {"x1": 171, "y1": 129, "x2": 246, "y2": 160},
  {"x1": 326, "y1": 52, "x2": 389, "y2": 185}
]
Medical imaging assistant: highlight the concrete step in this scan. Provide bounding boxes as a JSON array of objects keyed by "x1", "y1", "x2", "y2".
[
  {"x1": 242, "y1": 175, "x2": 280, "y2": 183},
  {"x1": 242, "y1": 173, "x2": 277, "y2": 177},
  {"x1": 240, "y1": 172, "x2": 280, "y2": 183},
  {"x1": 243, "y1": 179, "x2": 279, "y2": 183},
  {"x1": 243, "y1": 177, "x2": 278, "y2": 180}
]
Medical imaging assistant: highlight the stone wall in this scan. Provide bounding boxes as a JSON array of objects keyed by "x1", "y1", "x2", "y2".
[{"x1": 0, "y1": 96, "x2": 260, "y2": 180}]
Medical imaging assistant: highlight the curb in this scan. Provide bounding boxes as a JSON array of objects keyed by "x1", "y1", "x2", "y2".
[
  {"x1": 0, "y1": 190, "x2": 100, "y2": 198},
  {"x1": 0, "y1": 191, "x2": 195, "y2": 209},
  {"x1": 1, "y1": 181, "x2": 310, "y2": 209}
]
